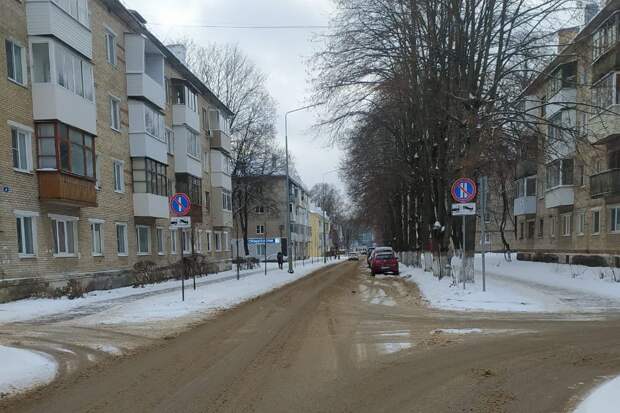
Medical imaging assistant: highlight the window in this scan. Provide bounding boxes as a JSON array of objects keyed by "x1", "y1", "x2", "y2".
[
  {"x1": 32, "y1": 43, "x2": 51, "y2": 83},
  {"x1": 547, "y1": 62, "x2": 577, "y2": 98},
  {"x1": 11, "y1": 126, "x2": 32, "y2": 172},
  {"x1": 176, "y1": 174, "x2": 202, "y2": 206},
  {"x1": 202, "y1": 108, "x2": 208, "y2": 130},
  {"x1": 592, "y1": 72, "x2": 620, "y2": 112},
  {"x1": 104, "y1": 29, "x2": 116, "y2": 65},
  {"x1": 110, "y1": 96, "x2": 121, "y2": 131},
  {"x1": 187, "y1": 132, "x2": 200, "y2": 158},
  {"x1": 215, "y1": 232, "x2": 222, "y2": 251},
  {"x1": 35, "y1": 123, "x2": 95, "y2": 178},
  {"x1": 196, "y1": 230, "x2": 203, "y2": 252},
  {"x1": 206, "y1": 231, "x2": 212, "y2": 252},
  {"x1": 483, "y1": 232, "x2": 491, "y2": 245},
  {"x1": 170, "y1": 229, "x2": 178, "y2": 254},
  {"x1": 256, "y1": 225, "x2": 265, "y2": 234},
  {"x1": 538, "y1": 218, "x2": 544, "y2": 238},
  {"x1": 116, "y1": 223, "x2": 128, "y2": 256},
  {"x1": 527, "y1": 220, "x2": 535, "y2": 239},
  {"x1": 95, "y1": 155, "x2": 102, "y2": 190},
  {"x1": 171, "y1": 83, "x2": 197, "y2": 112},
  {"x1": 576, "y1": 212, "x2": 585, "y2": 235},
  {"x1": 257, "y1": 244, "x2": 266, "y2": 256},
  {"x1": 577, "y1": 165, "x2": 586, "y2": 187},
  {"x1": 610, "y1": 207, "x2": 620, "y2": 233},
  {"x1": 50, "y1": 215, "x2": 78, "y2": 256},
  {"x1": 90, "y1": 220, "x2": 104, "y2": 256},
  {"x1": 546, "y1": 159, "x2": 573, "y2": 189},
  {"x1": 203, "y1": 152, "x2": 209, "y2": 170},
  {"x1": 592, "y1": 209, "x2": 601, "y2": 235},
  {"x1": 222, "y1": 189, "x2": 232, "y2": 211},
  {"x1": 255, "y1": 206, "x2": 265, "y2": 214},
  {"x1": 165, "y1": 128, "x2": 174, "y2": 155},
  {"x1": 156, "y1": 227, "x2": 165, "y2": 255},
  {"x1": 223, "y1": 232, "x2": 229, "y2": 251},
  {"x1": 50, "y1": 41, "x2": 94, "y2": 101},
  {"x1": 519, "y1": 222, "x2": 524, "y2": 240},
  {"x1": 550, "y1": 216, "x2": 557, "y2": 238},
  {"x1": 182, "y1": 229, "x2": 191, "y2": 254},
  {"x1": 136, "y1": 225, "x2": 151, "y2": 255},
  {"x1": 132, "y1": 158, "x2": 167, "y2": 196},
  {"x1": 52, "y1": 0, "x2": 90, "y2": 27},
  {"x1": 561, "y1": 214, "x2": 572, "y2": 237},
  {"x1": 205, "y1": 191, "x2": 211, "y2": 213},
  {"x1": 144, "y1": 104, "x2": 165, "y2": 140},
  {"x1": 113, "y1": 160, "x2": 124, "y2": 193},
  {"x1": 5, "y1": 39, "x2": 26, "y2": 85},
  {"x1": 15, "y1": 211, "x2": 38, "y2": 257},
  {"x1": 592, "y1": 12, "x2": 619, "y2": 61}
]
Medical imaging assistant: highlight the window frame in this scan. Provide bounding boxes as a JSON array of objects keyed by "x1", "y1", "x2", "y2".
[
  {"x1": 112, "y1": 159, "x2": 125, "y2": 193},
  {"x1": 610, "y1": 206, "x2": 620, "y2": 234},
  {"x1": 170, "y1": 229, "x2": 178, "y2": 255},
  {"x1": 206, "y1": 231, "x2": 212, "y2": 252},
  {"x1": 5, "y1": 38, "x2": 27, "y2": 86},
  {"x1": 256, "y1": 225, "x2": 265, "y2": 235},
  {"x1": 10, "y1": 123, "x2": 33, "y2": 173},
  {"x1": 576, "y1": 212, "x2": 585, "y2": 236},
  {"x1": 165, "y1": 128, "x2": 175, "y2": 155},
  {"x1": 592, "y1": 209, "x2": 601, "y2": 236},
  {"x1": 181, "y1": 229, "x2": 191, "y2": 254},
  {"x1": 104, "y1": 27, "x2": 117, "y2": 66},
  {"x1": 214, "y1": 231, "x2": 222, "y2": 251},
  {"x1": 156, "y1": 227, "x2": 165, "y2": 255},
  {"x1": 89, "y1": 219, "x2": 104, "y2": 257},
  {"x1": 49, "y1": 214, "x2": 79, "y2": 257},
  {"x1": 15, "y1": 210, "x2": 39, "y2": 258},
  {"x1": 35, "y1": 122, "x2": 96, "y2": 180},
  {"x1": 561, "y1": 213, "x2": 572, "y2": 237},
  {"x1": 132, "y1": 157, "x2": 168, "y2": 196},
  {"x1": 109, "y1": 95, "x2": 121, "y2": 131},
  {"x1": 115, "y1": 222, "x2": 128, "y2": 256},
  {"x1": 136, "y1": 225, "x2": 151, "y2": 255}
]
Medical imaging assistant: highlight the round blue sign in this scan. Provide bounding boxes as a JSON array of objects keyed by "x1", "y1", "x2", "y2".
[
  {"x1": 170, "y1": 193, "x2": 191, "y2": 216},
  {"x1": 451, "y1": 178, "x2": 477, "y2": 203}
]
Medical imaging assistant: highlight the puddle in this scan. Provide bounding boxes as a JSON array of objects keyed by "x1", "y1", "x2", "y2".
[{"x1": 377, "y1": 342, "x2": 413, "y2": 354}]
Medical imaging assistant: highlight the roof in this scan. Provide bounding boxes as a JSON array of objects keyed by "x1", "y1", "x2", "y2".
[{"x1": 103, "y1": 0, "x2": 234, "y2": 117}]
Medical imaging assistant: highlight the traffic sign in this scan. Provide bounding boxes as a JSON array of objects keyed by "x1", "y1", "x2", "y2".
[
  {"x1": 170, "y1": 193, "x2": 191, "y2": 216},
  {"x1": 248, "y1": 238, "x2": 278, "y2": 245},
  {"x1": 170, "y1": 216, "x2": 191, "y2": 229},
  {"x1": 452, "y1": 203, "x2": 476, "y2": 216},
  {"x1": 451, "y1": 178, "x2": 477, "y2": 203}
]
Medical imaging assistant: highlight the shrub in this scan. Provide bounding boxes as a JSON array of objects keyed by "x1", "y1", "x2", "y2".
[
  {"x1": 532, "y1": 253, "x2": 558, "y2": 263},
  {"x1": 571, "y1": 255, "x2": 608, "y2": 268}
]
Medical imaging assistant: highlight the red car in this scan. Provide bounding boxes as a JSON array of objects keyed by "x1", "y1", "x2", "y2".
[{"x1": 370, "y1": 249, "x2": 399, "y2": 276}]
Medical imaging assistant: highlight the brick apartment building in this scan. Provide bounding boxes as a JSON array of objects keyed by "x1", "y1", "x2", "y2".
[{"x1": 1, "y1": 0, "x2": 233, "y2": 302}]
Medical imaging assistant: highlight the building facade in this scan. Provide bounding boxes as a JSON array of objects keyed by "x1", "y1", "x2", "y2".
[
  {"x1": 512, "y1": 0, "x2": 620, "y2": 265},
  {"x1": 1, "y1": 0, "x2": 233, "y2": 302},
  {"x1": 308, "y1": 205, "x2": 330, "y2": 258},
  {"x1": 232, "y1": 175, "x2": 311, "y2": 261}
]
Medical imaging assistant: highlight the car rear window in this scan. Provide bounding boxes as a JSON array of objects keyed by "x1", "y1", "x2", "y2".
[{"x1": 376, "y1": 253, "x2": 394, "y2": 259}]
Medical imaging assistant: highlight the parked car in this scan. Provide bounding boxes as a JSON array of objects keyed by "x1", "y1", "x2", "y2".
[
  {"x1": 347, "y1": 252, "x2": 359, "y2": 261},
  {"x1": 370, "y1": 249, "x2": 399, "y2": 276}
]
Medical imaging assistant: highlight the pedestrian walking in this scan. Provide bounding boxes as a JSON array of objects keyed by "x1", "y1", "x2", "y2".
[{"x1": 277, "y1": 252, "x2": 284, "y2": 270}]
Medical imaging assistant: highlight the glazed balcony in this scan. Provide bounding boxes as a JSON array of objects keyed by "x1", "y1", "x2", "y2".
[
  {"x1": 38, "y1": 170, "x2": 97, "y2": 207},
  {"x1": 210, "y1": 129, "x2": 232, "y2": 154},
  {"x1": 544, "y1": 186, "x2": 574, "y2": 209},
  {"x1": 514, "y1": 196, "x2": 537, "y2": 216},
  {"x1": 590, "y1": 169, "x2": 620, "y2": 198}
]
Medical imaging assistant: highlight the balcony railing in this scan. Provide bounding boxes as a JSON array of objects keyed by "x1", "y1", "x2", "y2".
[
  {"x1": 38, "y1": 171, "x2": 97, "y2": 207},
  {"x1": 591, "y1": 169, "x2": 620, "y2": 198}
]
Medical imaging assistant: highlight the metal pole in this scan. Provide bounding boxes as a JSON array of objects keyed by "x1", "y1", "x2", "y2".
[
  {"x1": 236, "y1": 217, "x2": 240, "y2": 280},
  {"x1": 462, "y1": 215, "x2": 466, "y2": 290},
  {"x1": 284, "y1": 113, "x2": 294, "y2": 274},
  {"x1": 481, "y1": 176, "x2": 487, "y2": 292},
  {"x1": 264, "y1": 219, "x2": 267, "y2": 275},
  {"x1": 180, "y1": 230, "x2": 185, "y2": 301},
  {"x1": 191, "y1": 226, "x2": 196, "y2": 290}
]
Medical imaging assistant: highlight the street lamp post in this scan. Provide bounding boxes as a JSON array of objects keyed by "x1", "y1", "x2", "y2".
[
  {"x1": 321, "y1": 169, "x2": 339, "y2": 264},
  {"x1": 284, "y1": 102, "x2": 324, "y2": 274}
]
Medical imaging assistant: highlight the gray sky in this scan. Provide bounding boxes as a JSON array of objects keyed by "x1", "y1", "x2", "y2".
[{"x1": 122, "y1": 0, "x2": 345, "y2": 195}]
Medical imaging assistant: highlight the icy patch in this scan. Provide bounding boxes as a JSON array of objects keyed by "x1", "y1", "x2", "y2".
[
  {"x1": 93, "y1": 344, "x2": 122, "y2": 355},
  {"x1": 377, "y1": 330, "x2": 410, "y2": 338},
  {"x1": 377, "y1": 342, "x2": 413, "y2": 354},
  {"x1": 433, "y1": 328, "x2": 483, "y2": 335},
  {"x1": 574, "y1": 375, "x2": 620, "y2": 413},
  {"x1": 0, "y1": 345, "x2": 57, "y2": 396}
]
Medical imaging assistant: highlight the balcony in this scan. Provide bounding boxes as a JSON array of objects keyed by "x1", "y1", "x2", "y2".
[
  {"x1": 26, "y1": 0, "x2": 92, "y2": 59},
  {"x1": 513, "y1": 196, "x2": 537, "y2": 216},
  {"x1": 210, "y1": 129, "x2": 232, "y2": 154},
  {"x1": 38, "y1": 171, "x2": 97, "y2": 207},
  {"x1": 173, "y1": 105, "x2": 200, "y2": 133},
  {"x1": 212, "y1": 208, "x2": 233, "y2": 228},
  {"x1": 591, "y1": 169, "x2": 620, "y2": 198},
  {"x1": 546, "y1": 88, "x2": 576, "y2": 119},
  {"x1": 173, "y1": 127, "x2": 202, "y2": 176},
  {"x1": 128, "y1": 101, "x2": 167, "y2": 164},
  {"x1": 125, "y1": 34, "x2": 165, "y2": 109},
  {"x1": 588, "y1": 105, "x2": 620, "y2": 145},
  {"x1": 32, "y1": 83, "x2": 96, "y2": 135},
  {"x1": 133, "y1": 193, "x2": 169, "y2": 218},
  {"x1": 515, "y1": 160, "x2": 537, "y2": 179},
  {"x1": 544, "y1": 186, "x2": 574, "y2": 209},
  {"x1": 211, "y1": 172, "x2": 232, "y2": 190}
]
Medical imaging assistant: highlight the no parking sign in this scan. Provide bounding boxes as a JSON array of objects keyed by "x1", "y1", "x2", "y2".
[{"x1": 451, "y1": 178, "x2": 477, "y2": 203}]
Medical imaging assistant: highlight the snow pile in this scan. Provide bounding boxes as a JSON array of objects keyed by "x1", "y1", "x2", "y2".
[
  {"x1": 573, "y1": 375, "x2": 620, "y2": 413},
  {"x1": 0, "y1": 346, "x2": 57, "y2": 397}
]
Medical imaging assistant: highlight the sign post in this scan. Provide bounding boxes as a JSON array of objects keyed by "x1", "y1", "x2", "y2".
[
  {"x1": 479, "y1": 176, "x2": 488, "y2": 292},
  {"x1": 170, "y1": 193, "x2": 191, "y2": 301},
  {"x1": 451, "y1": 178, "x2": 478, "y2": 290}
]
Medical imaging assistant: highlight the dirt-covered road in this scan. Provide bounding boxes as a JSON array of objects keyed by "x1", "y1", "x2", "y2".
[{"x1": 3, "y1": 261, "x2": 620, "y2": 413}]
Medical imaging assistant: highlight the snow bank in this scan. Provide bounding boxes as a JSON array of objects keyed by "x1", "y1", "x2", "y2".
[
  {"x1": 0, "y1": 346, "x2": 57, "y2": 396},
  {"x1": 574, "y1": 375, "x2": 620, "y2": 413}
]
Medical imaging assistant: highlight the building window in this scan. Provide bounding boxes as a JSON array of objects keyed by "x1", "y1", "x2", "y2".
[
  {"x1": 593, "y1": 14, "x2": 619, "y2": 61},
  {"x1": 113, "y1": 159, "x2": 124, "y2": 193},
  {"x1": 132, "y1": 158, "x2": 168, "y2": 196},
  {"x1": 202, "y1": 108, "x2": 208, "y2": 130},
  {"x1": 170, "y1": 229, "x2": 178, "y2": 254},
  {"x1": 483, "y1": 232, "x2": 491, "y2": 245},
  {"x1": 172, "y1": 82, "x2": 197, "y2": 112},
  {"x1": 157, "y1": 227, "x2": 165, "y2": 255},
  {"x1": 519, "y1": 222, "x2": 524, "y2": 240},
  {"x1": 5, "y1": 39, "x2": 26, "y2": 85},
  {"x1": 110, "y1": 96, "x2": 121, "y2": 131},
  {"x1": 182, "y1": 229, "x2": 191, "y2": 254},
  {"x1": 592, "y1": 209, "x2": 601, "y2": 235},
  {"x1": 255, "y1": 206, "x2": 265, "y2": 214},
  {"x1": 51, "y1": 41, "x2": 95, "y2": 101},
  {"x1": 206, "y1": 231, "x2": 212, "y2": 252},
  {"x1": 144, "y1": 104, "x2": 165, "y2": 140},
  {"x1": 90, "y1": 220, "x2": 104, "y2": 256},
  {"x1": 36, "y1": 122, "x2": 95, "y2": 179},
  {"x1": 538, "y1": 218, "x2": 544, "y2": 238},
  {"x1": 165, "y1": 128, "x2": 174, "y2": 155},
  {"x1": 203, "y1": 151, "x2": 209, "y2": 170},
  {"x1": 576, "y1": 212, "x2": 585, "y2": 235},
  {"x1": 591, "y1": 72, "x2": 620, "y2": 112},
  {"x1": 116, "y1": 223, "x2": 128, "y2": 256},
  {"x1": 222, "y1": 189, "x2": 232, "y2": 211},
  {"x1": 136, "y1": 225, "x2": 151, "y2": 255},
  {"x1": 11, "y1": 126, "x2": 32, "y2": 172},
  {"x1": 31, "y1": 43, "x2": 51, "y2": 83},
  {"x1": 175, "y1": 174, "x2": 202, "y2": 206},
  {"x1": 550, "y1": 216, "x2": 557, "y2": 238},
  {"x1": 52, "y1": 0, "x2": 90, "y2": 27},
  {"x1": 15, "y1": 211, "x2": 37, "y2": 257},
  {"x1": 187, "y1": 132, "x2": 200, "y2": 158},
  {"x1": 546, "y1": 159, "x2": 573, "y2": 189},
  {"x1": 257, "y1": 244, "x2": 266, "y2": 256},
  {"x1": 215, "y1": 232, "x2": 222, "y2": 251},
  {"x1": 256, "y1": 225, "x2": 265, "y2": 234},
  {"x1": 527, "y1": 220, "x2": 535, "y2": 239},
  {"x1": 611, "y1": 207, "x2": 620, "y2": 233},
  {"x1": 223, "y1": 232, "x2": 229, "y2": 251},
  {"x1": 196, "y1": 230, "x2": 203, "y2": 252},
  {"x1": 561, "y1": 213, "x2": 572, "y2": 237},
  {"x1": 50, "y1": 215, "x2": 78, "y2": 256},
  {"x1": 104, "y1": 29, "x2": 116, "y2": 65}
]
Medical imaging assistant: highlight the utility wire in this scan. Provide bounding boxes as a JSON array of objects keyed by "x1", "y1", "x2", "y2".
[{"x1": 147, "y1": 22, "x2": 329, "y2": 30}]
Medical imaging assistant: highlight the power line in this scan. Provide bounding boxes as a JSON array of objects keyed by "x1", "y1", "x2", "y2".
[{"x1": 147, "y1": 22, "x2": 329, "y2": 30}]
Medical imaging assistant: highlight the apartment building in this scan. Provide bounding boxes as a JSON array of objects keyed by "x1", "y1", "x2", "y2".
[
  {"x1": 512, "y1": 0, "x2": 620, "y2": 265},
  {"x1": 308, "y1": 204, "x2": 330, "y2": 258},
  {"x1": 0, "y1": 0, "x2": 233, "y2": 302},
  {"x1": 231, "y1": 175, "x2": 311, "y2": 261}
]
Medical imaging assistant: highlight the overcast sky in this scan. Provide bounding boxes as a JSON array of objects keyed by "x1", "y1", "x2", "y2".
[{"x1": 123, "y1": 0, "x2": 344, "y2": 195}]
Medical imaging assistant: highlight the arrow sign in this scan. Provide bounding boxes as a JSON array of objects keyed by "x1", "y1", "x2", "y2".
[
  {"x1": 452, "y1": 203, "x2": 477, "y2": 216},
  {"x1": 170, "y1": 193, "x2": 191, "y2": 216},
  {"x1": 170, "y1": 216, "x2": 191, "y2": 229}
]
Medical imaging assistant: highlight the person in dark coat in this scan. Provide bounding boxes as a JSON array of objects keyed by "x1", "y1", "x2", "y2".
[{"x1": 277, "y1": 252, "x2": 284, "y2": 269}]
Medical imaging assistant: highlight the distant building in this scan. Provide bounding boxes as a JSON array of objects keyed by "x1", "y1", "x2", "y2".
[{"x1": 308, "y1": 205, "x2": 330, "y2": 258}]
